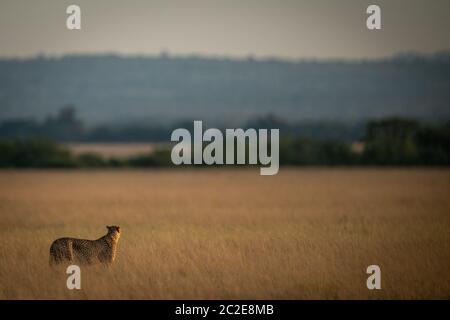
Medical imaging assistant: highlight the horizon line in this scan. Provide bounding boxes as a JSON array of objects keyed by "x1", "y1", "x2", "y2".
[{"x1": 1, "y1": 50, "x2": 449, "y2": 63}]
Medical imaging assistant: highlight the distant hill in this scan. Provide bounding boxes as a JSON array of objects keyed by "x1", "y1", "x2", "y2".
[{"x1": 0, "y1": 53, "x2": 449, "y2": 126}]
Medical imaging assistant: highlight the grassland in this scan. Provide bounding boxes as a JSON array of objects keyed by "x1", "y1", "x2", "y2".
[{"x1": 0, "y1": 168, "x2": 449, "y2": 299}]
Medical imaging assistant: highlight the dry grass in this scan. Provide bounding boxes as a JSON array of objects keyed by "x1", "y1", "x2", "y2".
[{"x1": 0, "y1": 168, "x2": 449, "y2": 299}]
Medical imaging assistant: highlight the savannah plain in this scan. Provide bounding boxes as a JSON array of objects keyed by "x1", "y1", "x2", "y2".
[{"x1": 0, "y1": 168, "x2": 449, "y2": 299}]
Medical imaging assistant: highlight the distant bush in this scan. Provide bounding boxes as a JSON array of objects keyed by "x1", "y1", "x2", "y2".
[
  {"x1": 416, "y1": 124, "x2": 450, "y2": 165},
  {"x1": 0, "y1": 138, "x2": 76, "y2": 168},
  {"x1": 362, "y1": 118, "x2": 450, "y2": 166},
  {"x1": 0, "y1": 138, "x2": 174, "y2": 168},
  {"x1": 279, "y1": 137, "x2": 358, "y2": 166},
  {"x1": 76, "y1": 153, "x2": 107, "y2": 167},
  {"x1": 127, "y1": 149, "x2": 173, "y2": 167}
]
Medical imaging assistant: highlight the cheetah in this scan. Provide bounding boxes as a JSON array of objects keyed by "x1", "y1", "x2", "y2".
[{"x1": 49, "y1": 226, "x2": 121, "y2": 266}]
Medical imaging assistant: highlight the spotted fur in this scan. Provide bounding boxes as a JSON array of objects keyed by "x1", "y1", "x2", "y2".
[{"x1": 49, "y1": 226, "x2": 121, "y2": 266}]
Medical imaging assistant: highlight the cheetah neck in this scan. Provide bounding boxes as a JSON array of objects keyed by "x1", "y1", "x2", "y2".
[{"x1": 103, "y1": 231, "x2": 120, "y2": 245}]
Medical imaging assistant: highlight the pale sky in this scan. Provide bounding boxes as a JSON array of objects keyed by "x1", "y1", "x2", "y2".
[{"x1": 0, "y1": 0, "x2": 449, "y2": 59}]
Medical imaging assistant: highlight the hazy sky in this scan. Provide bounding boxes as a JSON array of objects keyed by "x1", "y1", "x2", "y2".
[{"x1": 0, "y1": 0, "x2": 449, "y2": 59}]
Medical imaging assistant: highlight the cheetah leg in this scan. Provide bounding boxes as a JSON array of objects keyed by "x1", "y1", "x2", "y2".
[
  {"x1": 67, "y1": 240, "x2": 74, "y2": 262},
  {"x1": 49, "y1": 251, "x2": 56, "y2": 266}
]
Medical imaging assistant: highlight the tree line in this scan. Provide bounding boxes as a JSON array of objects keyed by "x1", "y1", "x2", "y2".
[{"x1": 0, "y1": 118, "x2": 449, "y2": 168}]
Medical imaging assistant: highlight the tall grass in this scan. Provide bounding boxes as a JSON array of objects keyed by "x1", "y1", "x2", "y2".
[{"x1": 0, "y1": 169, "x2": 449, "y2": 299}]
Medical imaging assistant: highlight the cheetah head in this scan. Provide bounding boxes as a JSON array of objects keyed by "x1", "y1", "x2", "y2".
[{"x1": 107, "y1": 225, "x2": 121, "y2": 239}]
